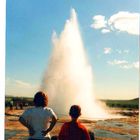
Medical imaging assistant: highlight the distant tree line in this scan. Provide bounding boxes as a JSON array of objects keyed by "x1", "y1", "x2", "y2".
[
  {"x1": 104, "y1": 98, "x2": 139, "y2": 109},
  {"x1": 5, "y1": 96, "x2": 139, "y2": 110},
  {"x1": 5, "y1": 96, "x2": 34, "y2": 108}
]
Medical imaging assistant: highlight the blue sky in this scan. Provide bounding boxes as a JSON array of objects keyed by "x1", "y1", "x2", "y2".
[{"x1": 6, "y1": 0, "x2": 139, "y2": 99}]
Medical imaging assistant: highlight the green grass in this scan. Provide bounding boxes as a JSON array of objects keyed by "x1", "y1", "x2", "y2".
[{"x1": 102, "y1": 98, "x2": 139, "y2": 109}]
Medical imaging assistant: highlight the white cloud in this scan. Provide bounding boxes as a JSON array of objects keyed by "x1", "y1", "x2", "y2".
[
  {"x1": 104, "y1": 48, "x2": 112, "y2": 54},
  {"x1": 6, "y1": 78, "x2": 39, "y2": 97},
  {"x1": 90, "y1": 15, "x2": 107, "y2": 29},
  {"x1": 120, "y1": 65, "x2": 132, "y2": 69},
  {"x1": 101, "y1": 29, "x2": 111, "y2": 34},
  {"x1": 15, "y1": 80, "x2": 33, "y2": 88},
  {"x1": 116, "y1": 49, "x2": 130, "y2": 54},
  {"x1": 107, "y1": 60, "x2": 139, "y2": 70},
  {"x1": 108, "y1": 12, "x2": 139, "y2": 35},
  {"x1": 116, "y1": 49, "x2": 122, "y2": 54},
  {"x1": 91, "y1": 11, "x2": 140, "y2": 35},
  {"x1": 123, "y1": 50, "x2": 129, "y2": 54},
  {"x1": 133, "y1": 61, "x2": 139, "y2": 69},
  {"x1": 107, "y1": 59, "x2": 128, "y2": 65}
]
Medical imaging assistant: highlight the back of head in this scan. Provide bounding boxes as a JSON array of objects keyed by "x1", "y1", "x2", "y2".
[
  {"x1": 33, "y1": 91, "x2": 48, "y2": 107},
  {"x1": 69, "y1": 105, "x2": 81, "y2": 118}
]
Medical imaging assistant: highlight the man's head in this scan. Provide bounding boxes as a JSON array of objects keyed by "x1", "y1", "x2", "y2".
[
  {"x1": 69, "y1": 105, "x2": 81, "y2": 119},
  {"x1": 33, "y1": 91, "x2": 48, "y2": 107}
]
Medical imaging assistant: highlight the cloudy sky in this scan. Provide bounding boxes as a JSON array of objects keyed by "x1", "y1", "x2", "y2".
[{"x1": 6, "y1": 0, "x2": 139, "y2": 99}]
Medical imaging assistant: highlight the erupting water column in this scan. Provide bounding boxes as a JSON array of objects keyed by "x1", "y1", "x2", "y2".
[{"x1": 41, "y1": 9, "x2": 108, "y2": 118}]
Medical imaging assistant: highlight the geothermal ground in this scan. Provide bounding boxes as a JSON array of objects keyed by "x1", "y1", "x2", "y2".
[{"x1": 5, "y1": 108, "x2": 139, "y2": 140}]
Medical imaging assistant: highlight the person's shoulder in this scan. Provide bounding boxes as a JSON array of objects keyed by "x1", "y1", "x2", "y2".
[
  {"x1": 24, "y1": 107, "x2": 34, "y2": 112},
  {"x1": 44, "y1": 107, "x2": 54, "y2": 112},
  {"x1": 62, "y1": 122, "x2": 70, "y2": 129},
  {"x1": 21, "y1": 107, "x2": 34, "y2": 116},
  {"x1": 44, "y1": 107, "x2": 55, "y2": 114},
  {"x1": 78, "y1": 122, "x2": 88, "y2": 131},
  {"x1": 44, "y1": 107, "x2": 51, "y2": 110},
  {"x1": 64, "y1": 122, "x2": 70, "y2": 126}
]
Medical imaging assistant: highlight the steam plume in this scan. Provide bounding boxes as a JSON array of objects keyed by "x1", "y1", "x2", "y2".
[{"x1": 41, "y1": 9, "x2": 108, "y2": 118}]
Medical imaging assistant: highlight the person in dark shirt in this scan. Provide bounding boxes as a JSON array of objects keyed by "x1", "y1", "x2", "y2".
[{"x1": 59, "y1": 105, "x2": 91, "y2": 140}]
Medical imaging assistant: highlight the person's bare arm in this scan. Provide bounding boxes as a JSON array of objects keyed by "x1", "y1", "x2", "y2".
[
  {"x1": 42, "y1": 115, "x2": 57, "y2": 135},
  {"x1": 19, "y1": 116, "x2": 35, "y2": 136}
]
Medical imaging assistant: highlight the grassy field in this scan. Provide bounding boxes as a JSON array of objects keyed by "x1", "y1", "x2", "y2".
[{"x1": 103, "y1": 98, "x2": 139, "y2": 109}]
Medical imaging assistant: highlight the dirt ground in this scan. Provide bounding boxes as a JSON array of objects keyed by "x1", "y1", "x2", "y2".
[{"x1": 5, "y1": 109, "x2": 139, "y2": 140}]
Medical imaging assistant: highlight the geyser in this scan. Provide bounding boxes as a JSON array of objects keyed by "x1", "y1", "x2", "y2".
[{"x1": 41, "y1": 9, "x2": 108, "y2": 118}]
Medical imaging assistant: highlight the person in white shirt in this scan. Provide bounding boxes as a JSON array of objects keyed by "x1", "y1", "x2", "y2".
[{"x1": 19, "y1": 91, "x2": 57, "y2": 140}]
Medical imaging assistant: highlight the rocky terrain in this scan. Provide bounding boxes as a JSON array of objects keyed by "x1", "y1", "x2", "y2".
[{"x1": 5, "y1": 109, "x2": 139, "y2": 140}]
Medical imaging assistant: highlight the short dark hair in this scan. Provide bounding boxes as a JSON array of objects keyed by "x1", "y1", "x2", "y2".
[
  {"x1": 69, "y1": 105, "x2": 81, "y2": 118},
  {"x1": 33, "y1": 91, "x2": 48, "y2": 107}
]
